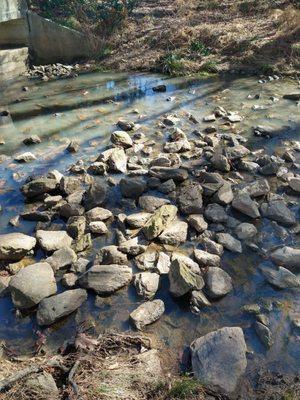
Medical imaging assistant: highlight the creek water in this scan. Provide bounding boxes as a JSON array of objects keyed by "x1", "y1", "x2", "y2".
[{"x1": 0, "y1": 71, "x2": 299, "y2": 389}]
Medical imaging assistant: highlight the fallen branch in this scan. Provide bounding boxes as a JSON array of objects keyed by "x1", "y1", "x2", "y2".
[
  {"x1": 67, "y1": 360, "x2": 81, "y2": 400},
  {"x1": 0, "y1": 365, "x2": 41, "y2": 392}
]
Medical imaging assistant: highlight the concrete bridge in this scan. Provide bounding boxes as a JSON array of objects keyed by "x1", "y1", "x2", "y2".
[{"x1": 0, "y1": 0, "x2": 95, "y2": 80}]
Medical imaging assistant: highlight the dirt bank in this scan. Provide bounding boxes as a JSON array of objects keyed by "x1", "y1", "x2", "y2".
[{"x1": 99, "y1": 0, "x2": 300, "y2": 76}]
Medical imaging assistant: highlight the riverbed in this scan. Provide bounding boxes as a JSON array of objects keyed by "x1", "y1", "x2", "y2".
[{"x1": 0, "y1": 71, "x2": 299, "y2": 393}]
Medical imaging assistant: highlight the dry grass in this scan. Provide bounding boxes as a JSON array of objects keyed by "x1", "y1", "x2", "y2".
[{"x1": 99, "y1": 0, "x2": 300, "y2": 75}]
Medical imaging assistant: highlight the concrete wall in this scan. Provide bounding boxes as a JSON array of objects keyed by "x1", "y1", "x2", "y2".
[
  {"x1": 0, "y1": 18, "x2": 28, "y2": 47},
  {"x1": 0, "y1": 0, "x2": 27, "y2": 22},
  {"x1": 27, "y1": 12, "x2": 94, "y2": 64},
  {"x1": 0, "y1": 47, "x2": 28, "y2": 80}
]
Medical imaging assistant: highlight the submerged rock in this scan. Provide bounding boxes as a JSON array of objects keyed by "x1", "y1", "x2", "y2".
[
  {"x1": 9, "y1": 262, "x2": 57, "y2": 309},
  {"x1": 260, "y1": 200, "x2": 296, "y2": 226},
  {"x1": 191, "y1": 327, "x2": 247, "y2": 394},
  {"x1": 270, "y1": 246, "x2": 300, "y2": 270},
  {"x1": 254, "y1": 321, "x2": 273, "y2": 349},
  {"x1": 0, "y1": 233, "x2": 36, "y2": 261},
  {"x1": 130, "y1": 299, "x2": 165, "y2": 330},
  {"x1": 260, "y1": 265, "x2": 300, "y2": 289},
  {"x1": 79, "y1": 264, "x2": 132, "y2": 294},
  {"x1": 216, "y1": 233, "x2": 242, "y2": 253},
  {"x1": 37, "y1": 289, "x2": 87, "y2": 326}
]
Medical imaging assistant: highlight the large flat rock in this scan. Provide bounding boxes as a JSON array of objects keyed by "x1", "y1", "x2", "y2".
[{"x1": 0, "y1": 233, "x2": 36, "y2": 261}]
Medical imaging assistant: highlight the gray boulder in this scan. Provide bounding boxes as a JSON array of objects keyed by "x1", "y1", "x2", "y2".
[
  {"x1": 143, "y1": 205, "x2": 177, "y2": 240},
  {"x1": 260, "y1": 265, "x2": 300, "y2": 289},
  {"x1": 0, "y1": 233, "x2": 36, "y2": 261},
  {"x1": 25, "y1": 372, "x2": 59, "y2": 399},
  {"x1": 177, "y1": 181, "x2": 203, "y2": 214},
  {"x1": 158, "y1": 219, "x2": 188, "y2": 246},
  {"x1": 21, "y1": 178, "x2": 58, "y2": 198},
  {"x1": 82, "y1": 182, "x2": 107, "y2": 211},
  {"x1": 9, "y1": 262, "x2": 57, "y2": 309},
  {"x1": 130, "y1": 299, "x2": 165, "y2": 330},
  {"x1": 120, "y1": 178, "x2": 146, "y2": 199},
  {"x1": 134, "y1": 272, "x2": 160, "y2": 299},
  {"x1": 126, "y1": 212, "x2": 152, "y2": 228},
  {"x1": 270, "y1": 246, "x2": 300, "y2": 270},
  {"x1": 86, "y1": 207, "x2": 113, "y2": 222},
  {"x1": 138, "y1": 195, "x2": 170, "y2": 212},
  {"x1": 111, "y1": 130, "x2": 133, "y2": 148},
  {"x1": 37, "y1": 289, "x2": 87, "y2": 326},
  {"x1": 204, "y1": 203, "x2": 228, "y2": 223},
  {"x1": 235, "y1": 223, "x2": 257, "y2": 240},
  {"x1": 187, "y1": 214, "x2": 208, "y2": 233},
  {"x1": 45, "y1": 247, "x2": 77, "y2": 272},
  {"x1": 36, "y1": 230, "x2": 73, "y2": 252},
  {"x1": 98, "y1": 245, "x2": 128, "y2": 264},
  {"x1": 194, "y1": 249, "x2": 220, "y2": 267},
  {"x1": 79, "y1": 264, "x2": 132, "y2": 294},
  {"x1": 232, "y1": 193, "x2": 260, "y2": 219},
  {"x1": 204, "y1": 267, "x2": 233, "y2": 299},
  {"x1": 191, "y1": 327, "x2": 247, "y2": 394},
  {"x1": 260, "y1": 200, "x2": 296, "y2": 226},
  {"x1": 169, "y1": 258, "x2": 204, "y2": 297},
  {"x1": 216, "y1": 233, "x2": 242, "y2": 253}
]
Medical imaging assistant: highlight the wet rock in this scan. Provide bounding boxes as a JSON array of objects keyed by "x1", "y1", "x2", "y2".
[
  {"x1": 204, "y1": 267, "x2": 233, "y2": 299},
  {"x1": 270, "y1": 246, "x2": 300, "y2": 270},
  {"x1": 202, "y1": 237, "x2": 224, "y2": 256},
  {"x1": 21, "y1": 178, "x2": 58, "y2": 199},
  {"x1": 289, "y1": 177, "x2": 300, "y2": 194},
  {"x1": 191, "y1": 327, "x2": 247, "y2": 394},
  {"x1": 59, "y1": 202, "x2": 84, "y2": 218},
  {"x1": 88, "y1": 162, "x2": 106, "y2": 175},
  {"x1": 79, "y1": 264, "x2": 132, "y2": 294},
  {"x1": 117, "y1": 120, "x2": 135, "y2": 131},
  {"x1": 216, "y1": 233, "x2": 242, "y2": 253},
  {"x1": 159, "y1": 179, "x2": 176, "y2": 194},
  {"x1": 213, "y1": 182, "x2": 233, "y2": 205},
  {"x1": 9, "y1": 262, "x2": 57, "y2": 309},
  {"x1": 232, "y1": 193, "x2": 260, "y2": 218},
  {"x1": 62, "y1": 272, "x2": 77, "y2": 288},
  {"x1": 120, "y1": 178, "x2": 146, "y2": 199},
  {"x1": 15, "y1": 152, "x2": 36, "y2": 163},
  {"x1": 45, "y1": 247, "x2": 77, "y2": 272},
  {"x1": 187, "y1": 214, "x2": 208, "y2": 233},
  {"x1": 37, "y1": 289, "x2": 87, "y2": 326},
  {"x1": 283, "y1": 93, "x2": 300, "y2": 101},
  {"x1": 143, "y1": 205, "x2": 177, "y2": 240},
  {"x1": 253, "y1": 125, "x2": 276, "y2": 137},
  {"x1": 177, "y1": 181, "x2": 203, "y2": 214},
  {"x1": 194, "y1": 249, "x2": 221, "y2": 267},
  {"x1": 204, "y1": 203, "x2": 228, "y2": 223},
  {"x1": 254, "y1": 321, "x2": 273, "y2": 349},
  {"x1": 23, "y1": 135, "x2": 42, "y2": 145},
  {"x1": 130, "y1": 299, "x2": 165, "y2": 330},
  {"x1": 86, "y1": 207, "x2": 112, "y2": 222},
  {"x1": 242, "y1": 179, "x2": 270, "y2": 198},
  {"x1": 98, "y1": 245, "x2": 128, "y2": 265},
  {"x1": 0, "y1": 233, "x2": 36, "y2": 261},
  {"x1": 169, "y1": 257, "x2": 204, "y2": 297},
  {"x1": 67, "y1": 216, "x2": 86, "y2": 239},
  {"x1": 260, "y1": 200, "x2": 296, "y2": 226},
  {"x1": 156, "y1": 252, "x2": 171, "y2": 274},
  {"x1": 226, "y1": 145, "x2": 250, "y2": 160},
  {"x1": 158, "y1": 219, "x2": 188, "y2": 246},
  {"x1": 149, "y1": 167, "x2": 188, "y2": 182},
  {"x1": 134, "y1": 272, "x2": 160, "y2": 299},
  {"x1": 67, "y1": 140, "x2": 80, "y2": 153},
  {"x1": 108, "y1": 147, "x2": 127, "y2": 173},
  {"x1": 60, "y1": 176, "x2": 81, "y2": 196},
  {"x1": 111, "y1": 130, "x2": 133, "y2": 148},
  {"x1": 152, "y1": 84, "x2": 166, "y2": 92},
  {"x1": 190, "y1": 290, "x2": 211, "y2": 310},
  {"x1": 25, "y1": 372, "x2": 59, "y2": 399},
  {"x1": 36, "y1": 230, "x2": 73, "y2": 252},
  {"x1": 235, "y1": 223, "x2": 257, "y2": 240},
  {"x1": 211, "y1": 153, "x2": 230, "y2": 172},
  {"x1": 82, "y1": 182, "x2": 107, "y2": 211},
  {"x1": 260, "y1": 265, "x2": 300, "y2": 289},
  {"x1": 0, "y1": 275, "x2": 11, "y2": 297},
  {"x1": 89, "y1": 221, "x2": 108, "y2": 234}
]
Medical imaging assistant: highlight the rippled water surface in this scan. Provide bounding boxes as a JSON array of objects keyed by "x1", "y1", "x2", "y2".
[{"x1": 0, "y1": 72, "x2": 299, "y2": 387}]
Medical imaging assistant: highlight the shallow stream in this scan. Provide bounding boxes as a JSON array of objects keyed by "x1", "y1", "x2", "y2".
[{"x1": 0, "y1": 71, "x2": 299, "y2": 390}]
